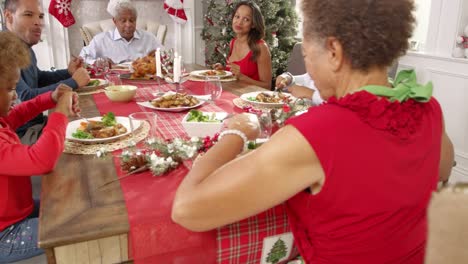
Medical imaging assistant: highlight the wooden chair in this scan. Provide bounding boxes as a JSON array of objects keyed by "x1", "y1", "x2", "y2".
[
  {"x1": 425, "y1": 183, "x2": 468, "y2": 264},
  {"x1": 79, "y1": 19, "x2": 167, "y2": 46}
]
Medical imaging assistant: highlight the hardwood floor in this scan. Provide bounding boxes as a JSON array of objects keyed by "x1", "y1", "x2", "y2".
[{"x1": 11, "y1": 254, "x2": 46, "y2": 264}]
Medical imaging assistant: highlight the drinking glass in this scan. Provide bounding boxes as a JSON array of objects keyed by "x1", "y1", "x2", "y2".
[
  {"x1": 204, "y1": 76, "x2": 223, "y2": 103},
  {"x1": 95, "y1": 57, "x2": 109, "y2": 75},
  {"x1": 105, "y1": 71, "x2": 122, "y2": 86},
  {"x1": 257, "y1": 111, "x2": 273, "y2": 139},
  {"x1": 129, "y1": 112, "x2": 158, "y2": 148}
]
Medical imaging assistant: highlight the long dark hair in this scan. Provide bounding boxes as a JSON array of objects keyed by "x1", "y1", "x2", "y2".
[{"x1": 232, "y1": 1, "x2": 265, "y2": 62}]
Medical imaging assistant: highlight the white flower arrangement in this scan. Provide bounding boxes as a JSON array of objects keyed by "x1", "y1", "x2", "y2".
[
  {"x1": 117, "y1": 137, "x2": 209, "y2": 177},
  {"x1": 96, "y1": 135, "x2": 218, "y2": 177},
  {"x1": 148, "y1": 152, "x2": 179, "y2": 176}
]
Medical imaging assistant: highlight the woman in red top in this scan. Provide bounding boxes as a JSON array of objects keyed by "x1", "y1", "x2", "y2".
[
  {"x1": 214, "y1": 1, "x2": 272, "y2": 89},
  {"x1": 0, "y1": 32, "x2": 80, "y2": 263},
  {"x1": 173, "y1": 0, "x2": 455, "y2": 263}
]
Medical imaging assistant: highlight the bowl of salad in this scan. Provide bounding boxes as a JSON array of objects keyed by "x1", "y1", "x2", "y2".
[{"x1": 181, "y1": 110, "x2": 228, "y2": 137}]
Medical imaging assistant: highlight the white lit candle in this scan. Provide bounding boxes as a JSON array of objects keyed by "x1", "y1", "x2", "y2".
[
  {"x1": 179, "y1": 55, "x2": 182, "y2": 74},
  {"x1": 155, "y1": 48, "x2": 162, "y2": 78},
  {"x1": 173, "y1": 55, "x2": 180, "y2": 83}
]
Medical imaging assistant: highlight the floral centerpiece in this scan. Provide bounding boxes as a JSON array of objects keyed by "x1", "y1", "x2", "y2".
[
  {"x1": 243, "y1": 98, "x2": 311, "y2": 130},
  {"x1": 98, "y1": 100, "x2": 310, "y2": 178},
  {"x1": 116, "y1": 135, "x2": 219, "y2": 177},
  {"x1": 160, "y1": 49, "x2": 175, "y2": 76}
]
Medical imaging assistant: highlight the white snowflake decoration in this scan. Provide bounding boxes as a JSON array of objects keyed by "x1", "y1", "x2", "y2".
[{"x1": 54, "y1": 0, "x2": 71, "y2": 16}]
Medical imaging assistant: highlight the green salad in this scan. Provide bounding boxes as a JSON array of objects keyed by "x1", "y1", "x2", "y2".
[
  {"x1": 72, "y1": 130, "x2": 94, "y2": 139},
  {"x1": 87, "y1": 79, "x2": 100, "y2": 86},
  {"x1": 71, "y1": 112, "x2": 117, "y2": 139},
  {"x1": 186, "y1": 110, "x2": 221, "y2": 123},
  {"x1": 101, "y1": 112, "x2": 117, "y2": 126}
]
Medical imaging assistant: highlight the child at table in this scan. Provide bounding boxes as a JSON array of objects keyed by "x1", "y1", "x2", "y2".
[{"x1": 0, "y1": 31, "x2": 80, "y2": 263}]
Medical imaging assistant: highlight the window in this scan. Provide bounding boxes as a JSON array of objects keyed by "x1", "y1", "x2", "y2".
[
  {"x1": 411, "y1": 0, "x2": 432, "y2": 51},
  {"x1": 294, "y1": 0, "x2": 432, "y2": 52}
]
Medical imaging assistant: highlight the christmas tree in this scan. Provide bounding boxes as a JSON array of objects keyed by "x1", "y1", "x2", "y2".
[
  {"x1": 202, "y1": 0, "x2": 299, "y2": 80},
  {"x1": 266, "y1": 238, "x2": 288, "y2": 263}
]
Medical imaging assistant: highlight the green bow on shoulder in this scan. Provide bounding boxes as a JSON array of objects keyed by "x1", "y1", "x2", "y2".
[{"x1": 359, "y1": 69, "x2": 433, "y2": 102}]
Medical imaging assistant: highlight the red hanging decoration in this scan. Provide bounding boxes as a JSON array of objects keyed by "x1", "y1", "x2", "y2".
[{"x1": 164, "y1": 0, "x2": 188, "y2": 24}]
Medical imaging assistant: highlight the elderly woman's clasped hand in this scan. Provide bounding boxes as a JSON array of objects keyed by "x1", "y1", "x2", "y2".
[{"x1": 225, "y1": 113, "x2": 261, "y2": 141}]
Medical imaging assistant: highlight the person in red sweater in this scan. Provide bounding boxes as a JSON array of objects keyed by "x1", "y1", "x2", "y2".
[
  {"x1": 172, "y1": 0, "x2": 455, "y2": 263},
  {"x1": 0, "y1": 31, "x2": 80, "y2": 263}
]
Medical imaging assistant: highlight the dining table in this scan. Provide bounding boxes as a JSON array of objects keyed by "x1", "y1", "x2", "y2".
[{"x1": 37, "y1": 64, "x2": 297, "y2": 264}]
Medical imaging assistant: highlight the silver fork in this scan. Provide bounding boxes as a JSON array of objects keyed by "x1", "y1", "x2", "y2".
[{"x1": 76, "y1": 112, "x2": 91, "y2": 123}]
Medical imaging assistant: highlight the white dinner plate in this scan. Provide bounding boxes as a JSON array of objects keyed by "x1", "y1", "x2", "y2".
[
  {"x1": 164, "y1": 73, "x2": 190, "y2": 84},
  {"x1": 189, "y1": 70, "x2": 233, "y2": 79},
  {"x1": 114, "y1": 61, "x2": 132, "y2": 68},
  {"x1": 66, "y1": 116, "x2": 140, "y2": 144},
  {"x1": 77, "y1": 79, "x2": 108, "y2": 92},
  {"x1": 137, "y1": 100, "x2": 205, "y2": 112},
  {"x1": 240, "y1": 91, "x2": 296, "y2": 108}
]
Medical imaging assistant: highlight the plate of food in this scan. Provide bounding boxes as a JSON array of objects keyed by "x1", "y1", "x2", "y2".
[
  {"x1": 66, "y1": 113, "x2": 140, "y2": 143},
  {"x1": 240, "y1": 91, "x2": 296, "y2": 108},
  {"x1": 164, "y1": 73, "x2": 190, "y2": 84},
  {"x1": 76, "y1": 79, "x2": 108, "y2": 92},
  {"x1": 137, "y1": 92, "x2": 205, "y2": 112},
  {"x1": 111, "y1": 63, "x2": 132, "y2": 73},
  {"x1": 119, "y1": 73, "x2": 156, "y2": 81},
  {"x1": 190, "y1": 70, "x2": 233, "y2": 79},
  {"x1": 113, "y1": 61, "x2": 132, "y2": 69}
]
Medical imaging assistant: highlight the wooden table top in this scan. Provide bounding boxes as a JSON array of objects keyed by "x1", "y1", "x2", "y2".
[{"x1": 38, "y1": 64, "x2": 266, "y2": 249}]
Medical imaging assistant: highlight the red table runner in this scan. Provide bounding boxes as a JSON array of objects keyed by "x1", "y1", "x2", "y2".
[{"x1": 93, "y1": 79, "x2": 296, "y2": 263}]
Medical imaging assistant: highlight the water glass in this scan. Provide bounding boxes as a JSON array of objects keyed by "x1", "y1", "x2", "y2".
[
  {"x1": 204, "y1": 76, "x2": 223, "y2": 103},
  {"x1": 95, "y1": 57, "x2": 109, "y2": 75},
  {"x1": 105, "y1": 71, "x2": 122, "y2": 86},
  {"x1": 129, "y1": 112, "x2": 158, "y2": 148},
  {"x1": 257, "y1": 111, "x2": 273, "y2": 139}
]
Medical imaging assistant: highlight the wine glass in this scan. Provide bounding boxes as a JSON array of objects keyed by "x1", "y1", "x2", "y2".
[
  {"x1": 95, "y1": 57, "x2": 109, "y2": 76},
  {"x1": 204, "y1": 76, "x2": 223, "y2": 104},
  {"x1": 105, "y1": 71, "x2": 122, "y2": 86},
  {"x1": 257, "y1": 111, "x2": 273, "y2": 140},
  {"x1": 128, "y1": 112, "x2": 158, "y2": 149}
]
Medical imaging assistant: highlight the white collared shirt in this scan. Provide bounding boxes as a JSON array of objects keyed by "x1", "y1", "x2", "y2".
[
  {"x1": 293, "y1": 73, "x2": 324, "y2": 106},
  {"x1": 80, "y1": 28, "x2": 163, "y2": 64}
]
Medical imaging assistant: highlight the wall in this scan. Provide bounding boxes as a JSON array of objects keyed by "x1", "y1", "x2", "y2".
[
  {"x1": 399, "y1": 0, "x2": 468, "y2": 183},
  {"x1": 412, "y1": 0, "x2": 431, "y2": 50},
  {"x1": 458, "y1": 0, "x2": 468, "y2": 37},
  {"x1": 68, "y1": 0, "x2": 174, "y2": 57}
]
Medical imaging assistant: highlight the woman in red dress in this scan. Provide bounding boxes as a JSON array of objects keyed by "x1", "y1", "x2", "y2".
[
  {"x1": 173, "y1": 0, "x2": 455, "y2": 263},
  {"x1": 214, "y1": 1, "x2": 272, "y2": 89}
]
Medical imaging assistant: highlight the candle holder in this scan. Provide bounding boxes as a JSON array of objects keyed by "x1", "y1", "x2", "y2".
[
  {"x1": 174, "y1": 81, "x2": 185, "y2": 94},
  {"x1": 162, "y1": 73, "x2": 188, "y2": 94}
]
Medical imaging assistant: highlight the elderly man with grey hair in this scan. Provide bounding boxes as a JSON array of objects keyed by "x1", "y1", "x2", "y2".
[{"x1": 79, "y1": 0, "x2": 163, "y2": 65}]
